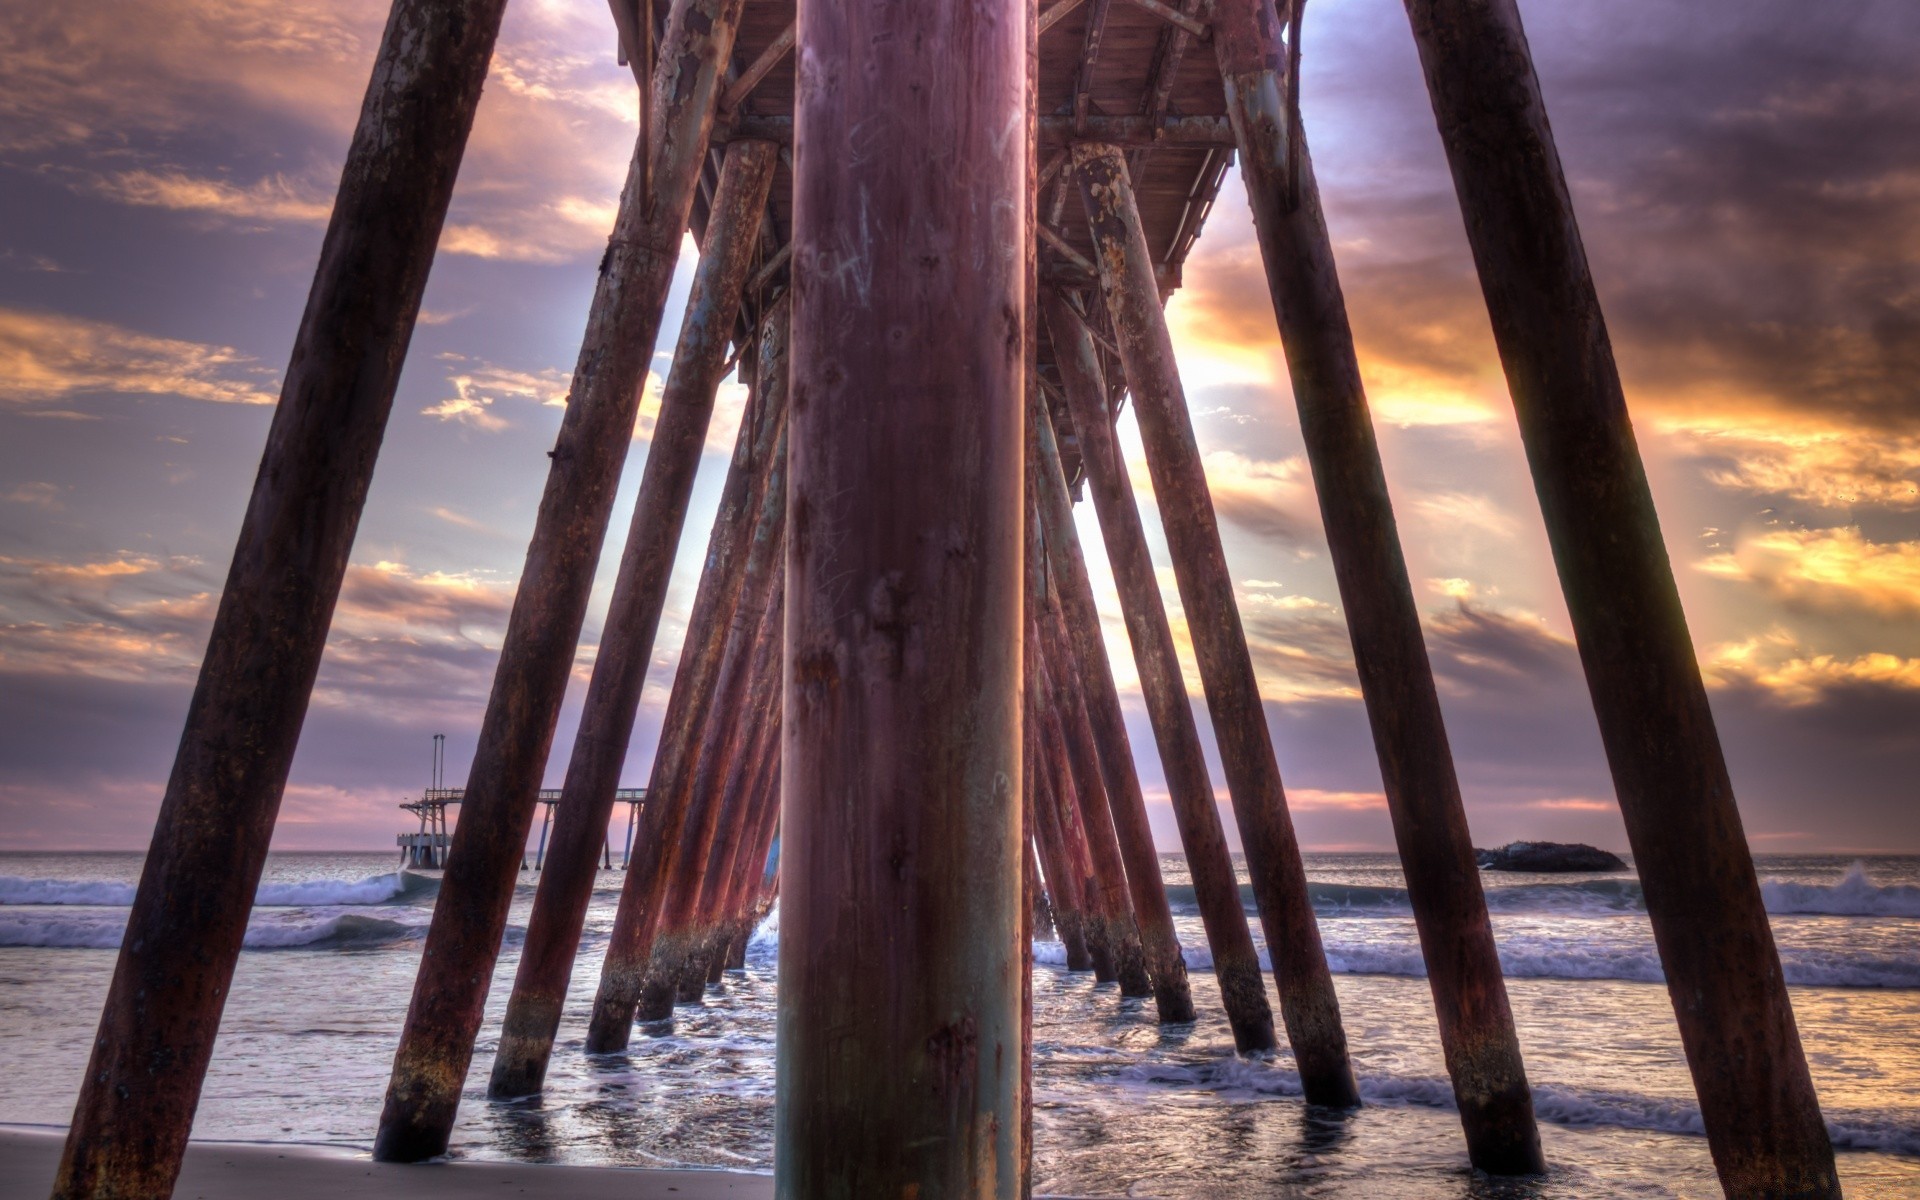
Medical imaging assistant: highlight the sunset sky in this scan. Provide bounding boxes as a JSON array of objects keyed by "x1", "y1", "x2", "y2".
[{"x1": 1, "y1": 0, "x2": 1915, "y2": 854}]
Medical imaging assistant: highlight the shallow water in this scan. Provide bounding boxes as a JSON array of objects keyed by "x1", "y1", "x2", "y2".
[{"x1": 2, "y1": 851, "x2": 1917, "y2": 1196}]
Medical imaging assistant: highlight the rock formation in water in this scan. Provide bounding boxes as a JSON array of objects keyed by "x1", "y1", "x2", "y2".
[{"x1": 1475, "y1": 841, "x2": 1628, "y2": 872}]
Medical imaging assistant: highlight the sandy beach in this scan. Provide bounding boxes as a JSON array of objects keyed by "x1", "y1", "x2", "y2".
[{"x1": 0, "y1": 1126, "x2": 774, "y2": 1200}]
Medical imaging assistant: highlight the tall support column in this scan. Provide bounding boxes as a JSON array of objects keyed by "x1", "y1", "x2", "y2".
[
  {"x1": 779, "y1": 0, "x2": 1027, "y2": 1187},
  {"x1": 1212, "y1": 0, "x2": 1540, "y2": 1169},
  {"x1": 1040, "y1": 292, "x2": 1274, "y2": 1053},
  {"x1": 486, "y1": 137, "x2": 777, "y2": 1102},
  {"x1": 1074, "y1": 149, "x2": 1356, "y2": 1102},
  {"x1": 1400, "y1": 0, "x2": 1838, "y2": 1192},
  {"x1": 1041, "y1": 605, "x2": 1151, "y2": 996},
  {"x1": 1028, "y1": 404, "x2": 1194, "y2": 1024},
  {"x1": 584, "y1": 304, "x2": 791, "y2": 1050},
  {"x1": 52, "y1": 3, "x2": 508, "y2": 1194},
  {"x1": 374, "y1": 0, "x2": 749, "y2": 1162}
]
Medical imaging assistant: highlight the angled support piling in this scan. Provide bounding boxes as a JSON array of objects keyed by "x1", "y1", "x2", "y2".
[
  {"x1": 635, "y1": 508, "x2": 787, "y2": 1020},
  {"x1": 484, "y1": 136, "x2": 777, "y2": 1101},
  {"x1": 1035, "y1": 648, "x2": 1118, "y2": 981},
  {"x1": 1041, "y1": 603, "x2": 1151, "y2": 996},
  {"x1": 52, "y1": 3, "x2": 509, "y2": 1194},
  {"x1": 1400, "y1": 0, "x2": 1838, "y2": 1192},
  {"x1": 1028, "y1": 397, "x2": 1195, "y2": 1024},
  {"x1": 1041, "y1": 289, "x2": 1274, "y2": 1054},
  {"x1": 1074, "y1": 146, "x2": 1357, "y2": 1102},
  {"x1": 373, "y1": 0, "x2": 751, "y2": 1161},
  {"x1": 583, "y1": 296, "x2": 791, "y2": 1052},
  {"x1": 777, "y1": 0, "x2": 1028, "y2": 1187},
  {"x1": 682, "y1": 566, "x2": 787, "y2": 993},
  {"x1": 1213, "y1": 0, "x2": 1540, "y2": 1168}
]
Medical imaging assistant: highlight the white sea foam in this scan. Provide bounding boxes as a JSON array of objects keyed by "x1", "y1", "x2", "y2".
[
  {"x1": 0, "y1": 877, "x2": 137, "y2": 906},
  {"x1": 254, "y1": 873, "x2": 414, "y2": 906},
  {"x1": 0, "y1": 871, "x2": 419, "y2": 908},
  {"x1": 1761, "y1": 861, "x2": 1920, "y2": 917}
]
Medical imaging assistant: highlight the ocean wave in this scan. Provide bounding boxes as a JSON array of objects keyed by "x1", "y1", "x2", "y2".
[
  {"x1": 0, "y1": 871, "x2": 428, "y2": 909},
  {"x1": 1108, "y1": 1058, "x2": 1920, "y2": 1157},
  {"x1": 0, "y1": 878, "x2": 136, "y2": 906},
  {"x1": 1158, "y1": 864, "x2": 1920, "y2": 922},
  {"x1": 1761, "y1": 862, "x2": 1920, "y2": 918},
  {"x1": 1165, "y1": 935, "x2": 1920, "y2": 988},
  {"x1": 0, "y1": 910, "x2": 421, "y2": 951}
]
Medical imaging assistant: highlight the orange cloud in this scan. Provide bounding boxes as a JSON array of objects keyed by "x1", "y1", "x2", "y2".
[
  {"x1": 1656, "y1": 412, "x2": 1920, "y2": 510},
  {"x1": 0, "y1": 307, "x2": 278, "y2": 408},
  {"x1": 1703, "y1": 628, "x2": 1920, "y2": 704},
  {"x1": 1696, "y1": 527, "x2": 1920, "y2": 616}
]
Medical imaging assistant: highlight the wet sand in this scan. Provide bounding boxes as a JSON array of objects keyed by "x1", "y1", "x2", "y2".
[{"x1": 0, "y1": 1126, "x2": 774, "y2": 1199}]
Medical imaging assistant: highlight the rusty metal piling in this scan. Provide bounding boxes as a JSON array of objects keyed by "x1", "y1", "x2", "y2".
[
  {"x1": 1041, "y1": 603, "x2": 1152, "y2": 996},
  {"x1": 373, "y1": 0, "x2": 751, "y2": 1161},
  {"x1": 1041, "y1": 290, "x2": 1274, "y2": 1053},
  {"x1": 1027, "y1": 397, "x2": 1195, "y2": 1024},
  {"x1": 1074, "y1": 146, "x2": 1357, "y2": 1103},
  {"x1": 583, "y1": 299, "x2": 791, "y2": 1052},
  {"x1": 485, "y1": 136, "x2": 776, "y2": 1101},
  {"x1": 638, "y1": 536, "x2": 786, "y2": 1018},
  {"x1": 53, "y1": 2, "x2": 509, "y2": 1194}
]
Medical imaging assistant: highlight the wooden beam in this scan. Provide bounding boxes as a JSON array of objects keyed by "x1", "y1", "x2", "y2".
[
  {"x1": 728, "y1": 114, "x2": 1239, "y2": 148},
  {"x1": 719, "y1": 21, "x2": 794, "y2": 114},
  {"x1": 1121, "y1": 0, "x2": 1209, "y2": 39},
  {"x1": 1042, "y1": 288, "x2": 1276, "y2": 1054},
  {"x1": 1037, "y1": 221, "x2": 1097, "y2": 275},
  {"x1": 1038, "y1": 0, "x2": 1087, "y2": 34}
]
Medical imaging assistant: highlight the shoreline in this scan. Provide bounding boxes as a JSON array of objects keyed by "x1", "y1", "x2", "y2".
[{"x1": 0, "y1": 1125, "x2": 775, "y2": 1199}]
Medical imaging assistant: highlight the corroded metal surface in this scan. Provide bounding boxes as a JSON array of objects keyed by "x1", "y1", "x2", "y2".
[
  {"x1": 53, "y1": 2, "x2": 510, "y2": 1195},
  {"x1": 1036, "y1": 652, "x2": 1117, "y2": 981},
  {"x1": 777, "y1": 0, "x2": 1028, "y2": 1188},
  {"x1": 1041, "y1": 288, "x2": 1274, "y2": 1054},
  {"x1": 1074, "y1": 144, "x2": 1355, "y2": 1102},
  {"x1": 1041, "y1": 604, "x2": 1151, "y2": 996},
  {"x1": 1027, "y1": 397, "x2": 1195, "y2": 1024},
  {"x1": 1213, "y1": 0, "x2": 1540, "y2": 1167},
  {"x1": 584, "y1": 297, "x2": 791, "y2": 1053},
  {"x1": 1400, "y1": 0, "x2": 1838, "y2": 1192},
  {"x1": 486, "y1": 137, "x2": 777, "y2": 1102},
  {"x1": 637, "y1": 538, "x2": 785, "y2": 1019},
  {"x1": 374, "y1": 0, "x2": 751, "y2": 1162}
]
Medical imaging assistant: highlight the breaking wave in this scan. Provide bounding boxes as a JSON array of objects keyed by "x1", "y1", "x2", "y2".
[
  {"x1": 0, "y1": 871, "x2": 428, "y2": 909},
  {"x1": 0, "y1": 910, "x2": 419, "y2": 951},
  {"x1": 1761, "y1": 862, "x2": 1920, "y2": 918},
  {"x1": 1161, "y1": 864, "x2": 1920, "y2": 921}
]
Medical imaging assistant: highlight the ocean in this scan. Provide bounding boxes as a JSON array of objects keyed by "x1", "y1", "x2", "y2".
[{"x1": 2, "y1": 850, "x2": 1917, "y2": 1197}]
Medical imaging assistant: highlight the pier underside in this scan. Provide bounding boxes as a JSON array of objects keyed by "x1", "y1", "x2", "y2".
[{"x1": 46, "y1": 1, "x2": 1842, "y2": 1198}]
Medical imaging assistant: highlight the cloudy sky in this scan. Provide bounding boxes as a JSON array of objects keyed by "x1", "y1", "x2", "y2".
[{"x1": 0, "y1": 0, "x2": 1914, "y2": 854}]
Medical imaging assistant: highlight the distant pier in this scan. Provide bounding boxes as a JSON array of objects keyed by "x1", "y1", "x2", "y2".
[{"x1": 398, "y1": 788, "x2": 646, "y2": 871}]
